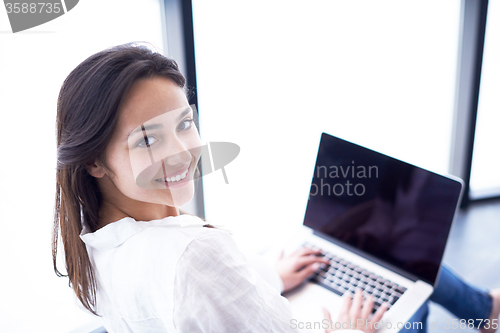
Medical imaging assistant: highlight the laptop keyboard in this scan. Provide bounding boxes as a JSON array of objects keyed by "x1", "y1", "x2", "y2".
[{"x1": 303, "y1": 242, "x2": 407, "y2": 313}]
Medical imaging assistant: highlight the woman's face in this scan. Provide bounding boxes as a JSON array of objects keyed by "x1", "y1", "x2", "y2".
[{"x1": 102, "y1": 76, "x2": 202, "y2": 208}]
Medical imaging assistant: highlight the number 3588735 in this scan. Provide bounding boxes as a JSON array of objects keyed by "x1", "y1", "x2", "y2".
[{"x1": 5, "y1": 3, "x2": 62, "y2": 14}]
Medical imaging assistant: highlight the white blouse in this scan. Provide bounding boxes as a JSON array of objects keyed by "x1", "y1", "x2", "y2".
[{"x1": 79, "y1": 214, "x2": 300, "y2": 332}]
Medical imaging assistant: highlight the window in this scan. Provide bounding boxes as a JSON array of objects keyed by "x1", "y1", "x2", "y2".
[
  {"x1": 470, "y1": 0, "x2": 500, "y2": 199},
  {"x1": 192, "y1": 0, "x2": 461, "y2": 253}
]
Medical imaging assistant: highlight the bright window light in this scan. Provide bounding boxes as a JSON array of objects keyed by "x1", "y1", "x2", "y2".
[
  {"x1": 470, "y1": 0, "x2": 500, "y2": 198},
  {"x1": 192, "y1": 0, "x2": 461, "y2": 253}
]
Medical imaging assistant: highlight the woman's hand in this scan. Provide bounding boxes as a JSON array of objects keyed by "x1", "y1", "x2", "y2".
[
  {"x1": 274, "y1": 246, "x2": 330, "y2": 293},
  {"x1": 323, "y1": 289, "x2": 388, "y2": 333}
]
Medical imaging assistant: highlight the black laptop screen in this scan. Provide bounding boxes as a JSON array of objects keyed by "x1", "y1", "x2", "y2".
[{"x1": 303, "y1": 133, "x2": 462, "y2": 285}]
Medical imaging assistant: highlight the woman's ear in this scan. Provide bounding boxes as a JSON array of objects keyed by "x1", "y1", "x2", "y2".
[{"x1": 86, "y1": 162, "x2": 106, "y2": 178}]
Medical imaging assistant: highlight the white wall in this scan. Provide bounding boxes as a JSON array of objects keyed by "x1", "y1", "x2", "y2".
[
  {"x1": 470, "y1": 0, "x2": 500, "y2": 195},
  {"x1": 0, "y1": 1, "x2": 166, "y2": 331},
  {"x1": 192, "y1": 0, "x2": 461, "y2": 254}
]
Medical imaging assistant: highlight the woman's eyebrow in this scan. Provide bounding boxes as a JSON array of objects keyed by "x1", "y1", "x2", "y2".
[
  {"x1": 125, "y1": 107, "x2": 193, "y2": 140},
  {"x1": 128, "y1": 123, "x2": 163, "y2": 138},
  {"x1": 177, "y1": 107, "x2": 192, "y2": 120}
]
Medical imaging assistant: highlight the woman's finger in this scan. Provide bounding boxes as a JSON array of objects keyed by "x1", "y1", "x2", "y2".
[
  {"x1": 323, "y1": 307, "x2": 332, "y2": 321},
  {"x1": 339, "y1": 292, "x2": 353, "y2": 316},
  {"x1": 294, "y1": 255, "x2": 329, "y2": 271},
  {"x1": 323, "y1": 307, "x2": 333, "y2": 333},
  {"x1": 297, "y1": 262, "x2": 321, "y2": 280},
  {"x1": 371, "y1": 302, "x2": 389, "y2": 323},
  {"x1": 293, "y1": 246, "x2": 322, "y2": 258},
  {"x1": 349, "y1": 289, "x2": 363, "y2": 319},
  {"x1": 360, "y1": 295, "x2": 374, "y2": 320}
]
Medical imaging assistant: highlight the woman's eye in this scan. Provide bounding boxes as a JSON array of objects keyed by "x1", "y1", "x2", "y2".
[
  {"x1": 178, "y1": 119, "x2": 194, "y2": 131},
  {"x1": 136, "y1": 136, "x2": 158, "y2": 147}
]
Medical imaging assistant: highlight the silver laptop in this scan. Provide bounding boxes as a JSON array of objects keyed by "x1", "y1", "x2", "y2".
[{"x1": 282, "y1": 132, "x2": 463, "y2": 333}]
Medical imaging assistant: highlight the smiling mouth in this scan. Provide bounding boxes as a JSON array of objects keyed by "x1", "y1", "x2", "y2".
[{"x1": 155, "y1": 167, "x2": 189, "y2": 183}]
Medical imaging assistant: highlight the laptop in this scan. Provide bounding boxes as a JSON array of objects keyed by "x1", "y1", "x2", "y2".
[{"x1": 282, "y1": 132, "x2": 463, "y2": 333}]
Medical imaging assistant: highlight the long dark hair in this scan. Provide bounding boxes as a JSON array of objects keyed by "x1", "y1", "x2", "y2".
[{"x1": 52, "y1": 42, "x2": 200, "y2": 316}]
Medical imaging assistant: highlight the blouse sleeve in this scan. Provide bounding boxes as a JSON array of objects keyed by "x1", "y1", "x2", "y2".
[{"x1": 172, "y1": 229, "x2": 300, "y2": 333}]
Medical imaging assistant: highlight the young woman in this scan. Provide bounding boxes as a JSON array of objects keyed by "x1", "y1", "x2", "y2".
[
  {"x1": 51, "y1": 41, "x2": 342, "y2": 332},
  {"x1": 52, "y1": 42, "x2": 500, "y2": 333}
]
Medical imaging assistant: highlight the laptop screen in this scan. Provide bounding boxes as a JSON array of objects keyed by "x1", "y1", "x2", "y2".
[{"x1": 303, "y1": 133, "x2": 463, "y2": 286}]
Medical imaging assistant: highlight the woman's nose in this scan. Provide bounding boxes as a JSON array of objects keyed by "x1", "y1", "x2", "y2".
[{"x1": 162, "y1": 137, "x2": 192, "y2": 167}]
